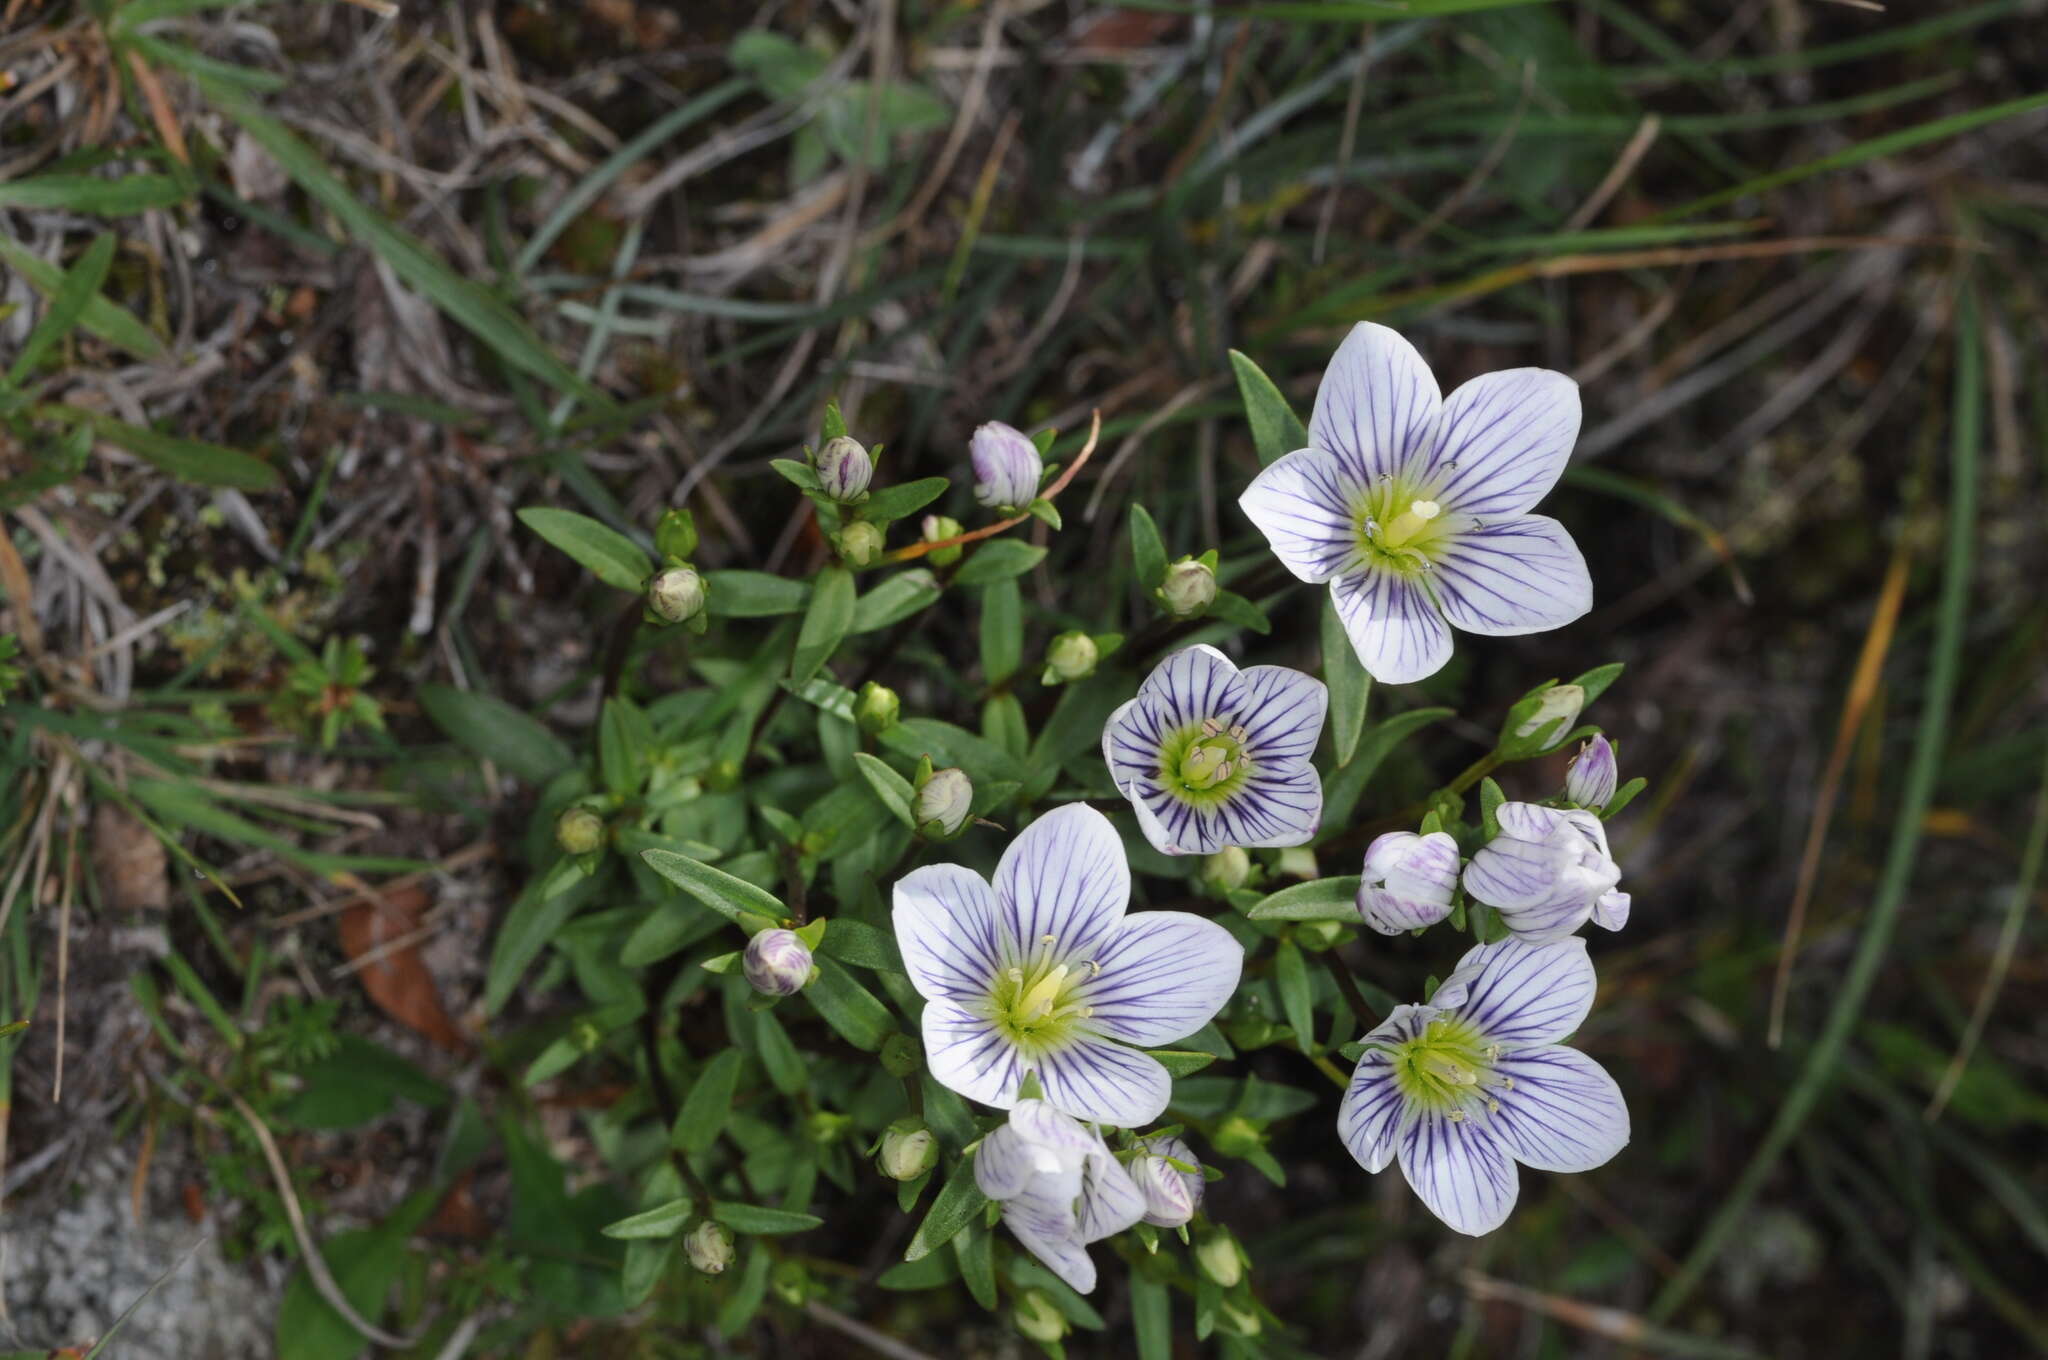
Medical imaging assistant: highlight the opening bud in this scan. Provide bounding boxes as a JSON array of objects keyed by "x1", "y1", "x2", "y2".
[
  {"x1": 554, "y1": 806, "x2": 605, "y2": 857},
  {"x1": 877, "y1": 1120, "x2": 939, "y2": 1181},
  {"x1": 814, "y1": 435, "x2": 873, "y2": 502},
  {"x1": 1158, "y1": 557, "x2": 1217, "y2": 617},
  {"x1": 1012, "y1": 1290, "x2": 1070, "y2": 1344},
  {"x1": 1195, "y1": 1228, "x2": 1245, "y2": 1288},
  {"x1": 920, "y1": 514, "x2": 963, "y2": 567},
  {"x1": 1133, "y1": 1134, "x2": 1205, "y2": 1228},
  {"x1": 743, "y1": 928, "x2": 814, "y2": 997},
  {"x1": 1042, "y1": 630, "x2": 1098, "y2": 685},
  {"x1": 837, "y1": 520, "x2": 885, "y2": 567},
  {"x1": 855, "y1": 680, "x2": 901, "y2": 735},
  {"x1": 654, "y1": 507, "x2": 699, "y2": 561},
  {"x1": 913, "y1": 767, "x2": 973, "y2": 839},
  {"x1": 647, "y1": 565, "x2": 706, "y2": 624},
  {"x1": 970, "y1": 420, "x2": 1043, "y2": 511},
  {"x1": 684, "y1": 1220, "x2": 734, "y2": 1275},
  {"x1": 1500, "y1": 683, "x2": 1584, "y2": 756},
  {"x1": 1566, "y1": 734, "x2": 1619, "y2": 810},
  {"x1": 1202, "y1": 846, "x2": 1251, "y2": 893}
]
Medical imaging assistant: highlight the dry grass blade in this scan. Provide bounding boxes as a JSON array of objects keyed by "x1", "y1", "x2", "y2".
[
  {"x1": 1767, "y1": 544, "x2": 1911, "y2": 1048},
  {"x1": 1460, "y1": 1272, "x2": 1765, "y2": 1359}
]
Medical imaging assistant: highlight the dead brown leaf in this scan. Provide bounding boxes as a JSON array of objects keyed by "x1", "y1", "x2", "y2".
[
  {"x1": 336, "y1": 884, "x2": 467, "y2": 1053},
  {"x1": 91, "y1": 802, "x2": 169, "y2": 912}
]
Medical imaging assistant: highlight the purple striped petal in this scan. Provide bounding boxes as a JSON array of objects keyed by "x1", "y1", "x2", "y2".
[
  {"x1": 1100, "y1": 697, "x2": 1159, "y2": 791},
  {"x1": 1073, "y1": 911, "x2": 1242, "y2": 1046},
  {"x1": 973, "y1": 1123, "x2": 1036, "y2": 1201},
  {"x1": 1000, "y1": 1172, "x2": 1096, "y2": 1292},
  {"x1": 1133, "y1": 1134, "x2": 1205, "y2": 1227},
  {"x1": 1035, "y1": 1034, "x2": 1172, "y2": 1127},
  {"x1": 922, "y1": 999, "x2": 1024, "y2": 1110},
  {"x1": 1430, "y1": 515, "x2": 1591, "y2": 637},
  {"x1": 1356, "y1": 830, "x2": 1461, "y2": 935},
  {"x1": 1238, "y1": 447, "x2": 1365, "y2": 583},
  {"x1": 893, "y1": 863, "x2": 1003, "y2": 1002},
  {"x1": 1398, "y1": 1107, "x2": 1519, "y2": 1236},
  {"x1": 1009, "y1": 1098, "x2": 1102, "y2": 1160},
  {"x1": 1417, "y1": 368, "x2": 1579, "y2": 517},
  {"x1": 1338, "y1": 1006, "x2": 1432, "y2": 1173},
  {"x1": 1440, "y1": 937, "x2": 1596, "y2": 1048},
  {"x1": 1136, "y1": 645, "x2": 1245, "y2": 732},
  {"x1": 1462, "y1": 824, "x2": 1576, "y2": 913},
  {"x1": 1078, "y1": 1146, "x2": 1148, "y2": 1241},
  {"x1": 1127, "y1": 763, "x2": 1321, "y2": 856},
  {"x1": 1487, "y1": 1046, "x2": 1629, "y2": 1173},
  {"x1": 1593, "y1": 891, "x2": 1630, "y2": 931},
  {"x1": 1232, "y1": 665, "x2": 1329, "y2": 765},
  {"x1": 1309, "y1": 322, "x2": 1442, "y2": 487},
  {"x1": 995, "y1": 803, "x2": 1129, "y2": 965},
  {"x1": 1331, "y1": 565, "x2": 1452, "y2": 685}
]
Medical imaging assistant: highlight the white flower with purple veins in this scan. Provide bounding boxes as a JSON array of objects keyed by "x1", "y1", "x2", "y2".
[
  {"x1": 1102, "y1": 646, "x2": 1327, "y2": 857},
  {"x1": 1338, "y1": 936, "x2": 1628, "y2": 1235},
  {"x1": 974, "y1": 1100, "x2": 1146, "y2": 1293},
  {"x1": 970, "y1": 420, "x2": 1043, "y2": 510},
  {"x1": 1356, "y1": 830, "x2": 1461, "y2": 935},
  {"x1": 893, "y1": 803, "x2": 1243, "y2": 1126},
  {"x1": 1238, "y1": 322, "x2": 1592, "y2": 684},
  {"x1": 1464, "y1": 803, "x2": 1629, "y2": 943}
]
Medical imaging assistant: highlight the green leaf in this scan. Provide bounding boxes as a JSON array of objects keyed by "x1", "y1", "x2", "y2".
[
  {"x1": 853, "y1": 753, "x2": 917, "y2": 829},
  {"x1": 730, "y1": 29, "x2": 828, "y2": 100},
  {"x1": 674, "y1": 1048, "x2": 743, "y2": 1157},
  {"x1": 1129, "y1": 504, "x2": 1167, "y2": 586},
  {"x1": 792, "y1": 566, "x2": 856, "y2": 686},
  {"x1": 816, "y1": 918, "x2": 905, "y2": 973},
  {"x1": 640, "y1": 849, "x2": 786, "y2": 928},
  {"x1": 276, "y1": 1190, "x2": 436, "y2": 1360},
  {"x1": 1604, "y1": 775, "x2": 1649, "y2": 819},
  {"x1": 1321, "y1": 597, "x2": 1371, "y2": 767},
  {"x1": 7, "y1": 233, "x2": 116, "y2": 386},
  {"x1": 1206, "y1": 588, "x2": 1271, "y2": 634},
  {"x1": 0, "y1": 173, "x2": 188, "y2": 215},
  {"x1": 710, "y1": 1202, "x2": 824, "y2": 1235},
  {"x1": 1350, "y1": 707, "x2": 1453, "y2": 786},
  {"x1": 981, "y1": 694, "x2": 1028, "y2": 761},
  {"x1": 1247, "y1": 876, "x2": 1362, "y2": 922},
  {"x1": 598, "y1": 698, "x2": 643, "y2": 798},
  {"x1": 884, "y1": 717, "x2": 1026, "y2": 786},
  {"x1": 954, "y1": 1224, "x2": 998, "y2": 1309},
  {"x1": 850, "y1": 569, "x2": 942, "y2": 633},
  {"x1": 1131, "y1": 1270, "x2": 1172, "y2": 1360},
  {"x1": 516, "y1": 508, "x2": 650, "y2": 591},
  {"x1": 979, "y1": 578, "x2": 1022, "y2": 685},
  {"x1": 804, "y1": 957, "x2": 897, "y2": 1051},
  {"x1": 704, "y1": 569, "x2": 810, "y2": 617},
  {"x1": 1479, "y1": 776, "x2": 1506, "y2": 840},
  {"x1": 71, "y1": 412, "x2": 280, "y2": 490},
  {"x1": 1569, "y1": 661, "x2": 1626, "y2": 705},
  {"x1": 1275, "y1": 940, "x2": 1316, "y2": 1054},
  {"x1": 484, "y1": 861, "x2": 593, "y2": 1014},
  {"x1": 420, "y1": 683, "x2": 574, "y2": 786},
  {"x1": 1148, "y1": 1049, "x2": 1217, "y2": 1077},
  {"x1": 601, "y1": 1198, "x2": 694, "y2": 1241},
  {"x1": 0, "y1": 239, "x2": 165, "y2": 360},
  {"x1": 861, "y1": 477, "x2": 950, "y2": 523},
  {"x1": 1229, "y1": 348, "x2": 1308, "y2": 467},
  {"x1": 905, "y1": 1159, "x2": 989, "y2": 1261},
  {"x1": 952, "y1": 539, "x2": 1046, "y2": 586}
]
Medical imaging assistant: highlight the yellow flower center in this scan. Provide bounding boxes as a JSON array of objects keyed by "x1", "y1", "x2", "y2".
[
  {"x1": 1377, "y1": 498, "x2": 1442, "y2": 549},
  {"x1": 990, "y1": 942, "x2": 1099, "y2": 1053},
  {"x1": 1390, "y1": 1017, "x2": 1515, "y2": 1117}
]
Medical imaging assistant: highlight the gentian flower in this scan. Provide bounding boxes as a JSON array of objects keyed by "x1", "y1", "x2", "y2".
[
  {"x1": 893, "y1": 803, "x2": 1242, "y2": 1125},
  {"x1": 1101, "y1": 645, "x2": 1327, "y2": 857},
  {"x1": 1338, "y1": 936, "x2": 1628, "y2": 1235},
  {"x1": 1565, "y1": 735, "x2": 1618, "y2": 811},
  {"x1": 1463, "y1": 803, "x2": 1629, "y2": 942},
  {"x1": 1130, "y1": 1133, "x2": 1205, "y2": 1228},
  {"x1": 743, "y1": 928, "x2": 813, "y2": 996},
  {"x1": 971, "y1": 420, "x2": 1043, "y2": 510},
  {"x1": 974, "y1": 1099, "x2": 1146, "y2": 1293},
  {"x1": 1356, "y1": 830, "x2": 1461, "y2": 935},
  {"x1": 1238, "y1": 322, "x2": 1591, "y2": 684}
]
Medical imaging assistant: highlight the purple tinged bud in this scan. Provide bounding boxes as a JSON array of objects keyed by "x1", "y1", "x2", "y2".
[
  {"x1": 1356, "y1": 830, "x2": 1461, "y2": 935},
  {"x1": 1133, "y1": 1134, "x2": 1205, "y2": 1228},
  {"x1": 1566, "y1": 735, "x2": 1618, "y2": 810},
  {"x1": 743, "y1": 928, "x2": 813, "y2": 996},
  {"x1": 969, "y1": 421, "x2": 1042, "y2": 510},
  {"x1": 815, "y1": 435, "x2": 873, "y2": 502}
]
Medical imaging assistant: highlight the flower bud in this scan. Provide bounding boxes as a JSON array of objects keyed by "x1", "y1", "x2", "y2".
[
  {"x1": 647, "y1": 565, "x2": 706, "y2": 624},
  {"x1": 1211, "y1": 1115, "x2": 1264, "y2": 1160},
  {"x1": 743, "y1": 928, "x2": 813, "y2": 996},
  {"x1": 855, "y1": 680, "x2": 901, "y2": 734},
  {"x1": 913, "y1": 767, "x2": 973, "y2": 839},
  {"x1": 920, "y1": 514, "x2": 963, "y2": 568},
  {"x1": 1219, "y1": 1302, "x2": 1262, "y2": 1338},
  {"x1": 684, "y1": 1220, "x2": 733, "y2": 1274},
  {"x1": 1158, "y1": 557, "x2": 1216, "y2": 617},
  {"x1": 1041, "y1": 631, "x2": 1098, "y2": 685},
  {"x1": 770, "y1": 1258, "x2": 810, "y2": 1306},
  {"x1": 1202, "y1": 846, "x2": 1251, "y2": 893},
  {"x1": 1195, "y1": 1229, "x2": 1244, "y2": 1288},
  {"x1": 554, "y1": 806, "x2": 604, "y2": 856},
  {"x1": 837, "y1": 520, "x2": 885, "y2": 567},
  {"x1": 1273, "y1": 846, "x2": 1318, "y2": 881},
  {"x1": 879, "y1": 1032, "x2": 922, "y2": 1078},
  {"x1": 654, "y1": 507, "x2": 699, "y2": 561},
  {"x1": 807, "y1": 1109, "x2": 853, "y2": 1145},
  {"x1": 1012, "y1": 1290, "x2": 1069, "y2": 1344},
  {"x1": 1356, "y1": 830, "x2": 1460, "y2": 935},
  {"x1": 877, "y1": 1120, "x2": 939, "y2": 1181},
  {"x1": 1565, "y1": 735, "x2": 1618, "y2": 811},
  {"x1": 814, "y1": 435, "x2": 873, "y2": 502},
  {"x1": 1133, "y1": 1134, "x2": 1204, "y2": 1228},
  {"x1": 969, "y1": 420, "x2": 1042, "y2": 510},
  {"x1": 1500, "y1": 683, "x2": 1584, "y2": 756}
]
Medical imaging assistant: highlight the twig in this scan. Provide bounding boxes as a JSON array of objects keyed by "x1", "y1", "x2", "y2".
[
  {"x1": 1563, "y1": 114, "x2": 1662, "y2": 232},
  {"x1": 1322, "y1": 951, "x2": 1378, "y2": 1028},
  {"x1": 803, "y1": 1300, "x2": 943, "y2": 1360},
  {"x1": 885, "y1": 410, "x2": 1103, "y2": 563}
]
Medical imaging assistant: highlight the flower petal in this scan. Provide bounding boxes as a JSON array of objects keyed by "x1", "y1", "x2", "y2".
[
  {"x1": 973, "y1": 1123, "x2": 1034, "y2": 1201},
  {"x1": 1034, "y1": 1034, "x2": 1172, "y2": 1127},
  {"x1": 1593, "y1": 891, "x2": 1630, "y2": 931},
  {"x1": 1073, "y1": 912, "x2": 1243, "y2": 1047},
  {"x1": 995, "y1": 802, "x2": 1130, "y2": 965},
  {"x1": 1331, "y1": 565, "x2": 1452, "y2": 685},
  {"x1": 1136, "y1": 645, "x2": 1244, "y2": 732},
  {"x1": 1430, "y1": 515, "x2": 1591, "y2": 638},
  {"x1": 1338, "y1": 1006, "x2": 1432, "y2": 1173},
  {"x1": 1000, "y1": 1174, "x2": 1097, "y2": 1293},
  {"x1": 1442, "y1": 936, "x2": 1597, "y2": 1048},
  {"x1": 1462, "y1": 829, "x2": 1573, "y2": 913},
  {"x1": 1009, "y1": 1098, "x2": 1100, "y2": 1163},
  {"x1": 1100, "y1": 696, "x2": 1159, "y2": 792},
  {"x1": 1420, "y1": 368, "x2": 1580, "y2": 517},
  {"x1": 1238, "y1": 447, "x2": 1366, "y2": 584},
  {"x1": 922, "y1": 999, "x2": 1024, "y2": 1111},
  {"x1": 1487, "y1": 1045, "x2": 1629, "y2": 1173},
  {"x1": 1078, "y1": 1148, "x2": 1148, "y2": 1241},
  {"x1": 893, "y1": 863, "x2": 1004, "y2": 1003},
  {"x1": 1398, "y1": 1108, "x2": 1519, "y2": 1236},
  {"x1": 1309, "y1": 322, "x2": 1442, "y2": 486},
  {"x1": 1218, "y1": 763, "x2": 1324, "y2": 850},
  {"x1": 1232, "y1": 665, "x2": 1329, "y2": 766}
]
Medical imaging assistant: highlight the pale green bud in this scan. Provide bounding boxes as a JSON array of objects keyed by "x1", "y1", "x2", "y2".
[
  {"x1": 837, "y1": 520, "x2": 885, "y2": 567},
  {"x1": 921, "y1": 514, "x2": 963, "y2": 568},
  {"x1": 654, "y1": 507, "x2": 699, "y2": 561},
  {"x1": 647, "y1": 565, "x2": 706, "y2": 623},
  {"x1": 855, "y1": 680, "x2": 901, "y2": 734},
  {"x1": 914, "y1": 767, "x2": 973, "y2": 838},
  {"x1": 1013, "y1": 1290, "x2": 1069, "y2": 1343},
  {"x1": 554, "y1": 806, "x2": 604, "y2": 856},
  {"x1": 1195, "y1": 1229, "x2": 1244, "y2": 1288},
  {"x1": 1158, "y1": 557, "x2": 1217, "y2": 617},
  {"x1": 1202, "y1": 846, "x2": 1251, "y2": 892},
  {"x1": 1042, "y1": 630, "x2": 1098, "y2": 685},
  {"x1": 684, "y1": 1220, "x2": 733, "y2": 1274},
  {"x1": 877, "y1": 1120, "x2": 939, "y2": 1181}
]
